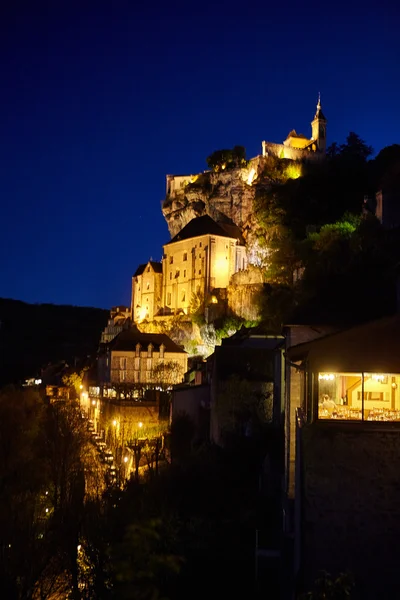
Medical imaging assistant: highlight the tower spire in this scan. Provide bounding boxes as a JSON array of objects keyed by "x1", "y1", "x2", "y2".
[{"x1": 317, "y1": 92, "x2": 321, "y2": 110}]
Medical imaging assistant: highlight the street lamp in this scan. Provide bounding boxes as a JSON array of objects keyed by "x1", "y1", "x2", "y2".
[{"x1": 138, "y1": 421, "x2": 143, "y2": 429}]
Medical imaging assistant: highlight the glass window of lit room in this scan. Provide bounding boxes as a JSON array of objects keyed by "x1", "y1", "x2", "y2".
[{"x1": 318, "y1": 372, "x2": 400, "y2": 421}]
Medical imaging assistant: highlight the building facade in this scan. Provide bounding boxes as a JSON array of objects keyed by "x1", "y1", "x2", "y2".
[
  {"x1": 99, "y1": 327, "x2": 187, "y2": 387},
  {"x1": 131, "y1": 261, "x2": 163, "y2": 323},
  {"x1": 285, "y1": 314, "x2": 400, "y2": 598},
  {"x1": 162, "y1": 215, "x2": 247, "y2": 315},
  {"x1": 100, "y1": 306, "x2": 131, "y2": 344}
]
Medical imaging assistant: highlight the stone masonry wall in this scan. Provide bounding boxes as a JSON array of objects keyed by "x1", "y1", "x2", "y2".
[{"x1": 301, "y1": 424, "x2": 400, "y2": 599}]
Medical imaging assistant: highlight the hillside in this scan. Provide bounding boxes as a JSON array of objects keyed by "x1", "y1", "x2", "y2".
[{"x1": 0, "y1": 298, "x2": 109, "y2": 385}]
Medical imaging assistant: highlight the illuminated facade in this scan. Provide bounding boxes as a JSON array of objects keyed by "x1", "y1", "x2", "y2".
[
  {"x1": 162, "y1": 215, "x2": 247, "y2": 315},
  {"x1": 100, "y1": 306, "x2": 131, "y2": 344},
  {"x1": 131, "y1": 261, "x2": 163, "y2": 323},
  {"x1": 262, "y1": 97, "x2": 327, "y2": 160},
  {"x1": 99, "y1": 327, "x2": 187, "y2": 386}
]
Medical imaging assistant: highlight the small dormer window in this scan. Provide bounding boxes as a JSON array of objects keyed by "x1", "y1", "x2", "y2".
[
  {"x1": 148, "y1": 343, "x2": 153, "y2": 358},
  {"x1": 135, "y1": 343, "x2": 141, "y2": 357},
  {"x1": 160, "y1": 343, "x2": 165, "y2": 359}
]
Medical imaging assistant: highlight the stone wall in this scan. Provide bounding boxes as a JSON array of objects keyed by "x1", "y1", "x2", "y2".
[
  {"x1": 300, "y1": 424, "x2": 400, "y2": 599},
  {"x1": 262, "y1": 141, "x2": 324, "y2": 162}
]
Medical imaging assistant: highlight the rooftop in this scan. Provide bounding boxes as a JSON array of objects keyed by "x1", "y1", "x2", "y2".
[
  {"x1": 109, "y1": 326, "x2": 187, "y2": 354},
  {"x1": 133, "y1": 261, "x2": 163, "y2": 277},
  {"x1": 166, "y1": 215, "x2": 245, "y2": 246},
  {"x1": 288, "y1": 313, "x2": 400, "y2": 372}
]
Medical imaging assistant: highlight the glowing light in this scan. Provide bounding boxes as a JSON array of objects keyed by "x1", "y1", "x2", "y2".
[
  {"x1": 210, "y1": 295, "x2": 218, "y2": 304},
  {"x1": 137, "y1": 307, "x2": 147, "y2": 322},
  {"x1": 372, "y1": 374, "x2": 385, "y2": 382},
  {"x1": 285, "y1": 163, "x2": 302, "y2": 180},
  {"x1": 92, "y1": 400, "x2": 96, "y2": 406},
  {"x1": 45, "y1": 508, "x2": 49, "y2": 513},
  {"x1": 246, "y1": 168, "x2": 256, "y2": 186},
  {"x1": 112, "y1": 420, "x2": 117, "y2": 427},
  {"x1": 214, "y1": 257, "x2": 229, "y2": 275},
  {"x1": 34, "y1": 379, "x2": 42, "y2": 385},
  {"x1": 124, "y1": 456, "x2": 128, "y2": 463},
  {"x1": 77, "y1": 544, "x2": 82, "y2": 552},
  {"x1": 138, "y1": 422, "x2": 143, "y2": 428},
  {"x1": 318, "y1": 373, "x2": 335, "y2": 381}
]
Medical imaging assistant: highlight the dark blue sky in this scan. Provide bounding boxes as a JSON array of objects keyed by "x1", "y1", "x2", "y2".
[{"x1": 1, "y1": 0, "x2": 399, "y2": 309}]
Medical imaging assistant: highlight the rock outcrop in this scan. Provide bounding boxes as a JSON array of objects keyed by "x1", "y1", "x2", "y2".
[{"x1": 162, "y1": 156, "x2": 266, "y2": 239}]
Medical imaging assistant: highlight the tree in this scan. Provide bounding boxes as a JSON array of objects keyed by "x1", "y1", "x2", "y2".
[
  {"x1": 299, "y1": 570, "x2": 355, "y2": 599},
  {"x1": 62, "y1": 367, "x2": 88, "y2": 398},
  {"x1": 150, "y1": 360, "x2": 185, "y2": 389},
  {"x1": 206, "y1": 146, "x2": 247, "y2": 171},
  {"x1": 0, "y1": 387, "x2": 49, "y2": 599},
  {"x1": 338, "y1": 131, "x2": 373, "y2": 162}
]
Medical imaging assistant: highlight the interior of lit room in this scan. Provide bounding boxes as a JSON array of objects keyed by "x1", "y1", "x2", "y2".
[{"x1": 318, "y1": 372, "x2": 400, "y2": 421}]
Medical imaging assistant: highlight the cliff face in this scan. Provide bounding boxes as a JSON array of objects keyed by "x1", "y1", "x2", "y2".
[{"x1": 162, "y1": 156, "x2": 266, "y2": 239}]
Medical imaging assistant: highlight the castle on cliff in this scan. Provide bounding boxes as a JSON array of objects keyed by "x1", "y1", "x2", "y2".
[
  {"x1": 131, "y1": 98, "x2": 327, "y2": 324},
  {"x1": 262, "y1": 95, "x2": 327, "y2": 160}
]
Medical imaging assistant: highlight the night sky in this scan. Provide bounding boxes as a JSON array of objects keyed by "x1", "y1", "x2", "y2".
[{"x1": 1, "y1": 0, "x2": 399, "y2": 309}]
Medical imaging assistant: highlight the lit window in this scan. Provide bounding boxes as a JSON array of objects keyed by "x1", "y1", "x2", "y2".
[{"x1": 318, "y1": 372, "x2": 400, "y2": 421}]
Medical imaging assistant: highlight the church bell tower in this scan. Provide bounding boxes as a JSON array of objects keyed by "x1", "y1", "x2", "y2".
[{"x1": 311, "y1": 94, "x2": 327, "y2": 153}]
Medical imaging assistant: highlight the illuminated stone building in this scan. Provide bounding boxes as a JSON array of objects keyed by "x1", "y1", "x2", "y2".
[
  {"x1": 262, "y1": 96, "x2": 327, "y2": 160},
  {"x1": 162, "y1": 215, "x2": 246, "y2": 315},
  {"x1": 100, "y1": 305, "x2": 131, "y2": 344},
  {"x1": 162, "y1": 97, "x2": 327, "y2": 239},
  {"x1": 99, "y1": 327, "x2": 187, "y2": 386},
  {"x1": 131, "y1": 261, "x2": 163, "y2": 322}
]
